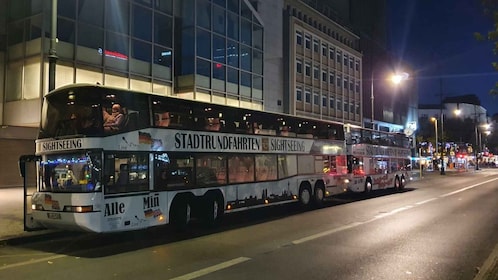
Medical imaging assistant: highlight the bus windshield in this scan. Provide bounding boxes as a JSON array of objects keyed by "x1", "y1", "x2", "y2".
[
  {"x1": 40, "y1": 87, "x2": 104, "y2": 138},
  {"x1": 39, "y1": 152, "x2": 102, "y2": 193},
  {"x1": 40, "y1": 85, "x2": 150, "y2": 138}
]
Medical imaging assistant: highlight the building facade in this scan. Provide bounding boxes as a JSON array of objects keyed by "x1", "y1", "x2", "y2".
[{"x1": 283, "y1": 0, "x2": 363, "y2": 124}]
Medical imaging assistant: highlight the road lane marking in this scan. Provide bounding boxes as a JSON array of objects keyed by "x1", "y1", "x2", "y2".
[
  {"x1": 0, "y1": 254, "x2": 67, "y2": 271},
  {"x1": 169, "y1": 257, "x2": 251, "y2": 280},
  {"x1": 292, "y1": 222, "x2": 363, "y2": 245},
  {"x1": 374, "y1": 205, "x2": 414, "y2": 219},
  {"x1": 439, "y1": 177, "x2": 498, "y2": 198},
  {"x1": 415, "y1": 198, "x2": 439, "y2": 205}
]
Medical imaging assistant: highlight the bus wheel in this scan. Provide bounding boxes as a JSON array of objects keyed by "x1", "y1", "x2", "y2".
[
  {"x1": 394, "y1": 176, "x2": 401, "y2": 191},
  {"x1": 299, "y1": 184, "x2": 312, "y2": 208},
  {"x1": 364, "y1": 179, "x2": 372, "y2": 193},
  {"x1": 400, "y1": 176, "x2": 406, "y2": 189},
  {"x1": 202, "y1": 193, "x2": 224, "y2": 227},
  {"x1": 171, "y1": 198, "x2": 192, "y2": 230},
  {"x1": 313, "y1": 183, "x2": 325, "y2": 207}
]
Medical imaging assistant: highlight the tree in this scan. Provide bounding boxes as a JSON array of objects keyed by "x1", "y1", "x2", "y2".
[{"x1": 475, "y1": 0, "x2": 498, "y2": 94}]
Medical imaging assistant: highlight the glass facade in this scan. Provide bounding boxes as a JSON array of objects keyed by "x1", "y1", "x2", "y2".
[
  {"x1": 3, "y1": 0, "x2": 263, "y2": 109},
  {"x1": 177, "y1": 0, "x2": 263, "y2": 106}
]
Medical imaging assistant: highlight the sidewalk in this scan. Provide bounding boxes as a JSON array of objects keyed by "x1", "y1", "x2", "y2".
[{"x1": 0, "y1": 187, "x2": 57, "y2": 243}]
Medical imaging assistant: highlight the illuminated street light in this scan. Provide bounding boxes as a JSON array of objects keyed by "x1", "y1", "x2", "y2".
[
  {"x1": 390, "y1": 72, "x2": 410, "y2": 85},
  {"x1": 371, "y1": 72, "x2": 410, "y2": 128}
]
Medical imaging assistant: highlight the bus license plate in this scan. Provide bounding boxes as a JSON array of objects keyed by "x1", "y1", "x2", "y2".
[{"x1": 47, "y1": 212, "x2": 61, "y2": 219}]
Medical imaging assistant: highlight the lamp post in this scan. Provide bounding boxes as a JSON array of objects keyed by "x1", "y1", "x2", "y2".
[
  {"x1": 431, "y1": 117, "x2": 438, "y2": 171},
  {"x1": 439, "y1": 112, "x2": 445, "y2": 175},
  {"x1": 371, "y1": 71, "x2": 374, "y2": 129}
]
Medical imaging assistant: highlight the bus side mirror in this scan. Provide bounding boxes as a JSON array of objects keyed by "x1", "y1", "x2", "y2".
[{"x1": 19, "y1": 155, "x2": 41, "y2": 177}]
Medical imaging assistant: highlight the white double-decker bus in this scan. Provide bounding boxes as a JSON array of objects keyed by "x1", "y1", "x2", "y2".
[
  {"x1": 345, "y1": 126, "x2": 412, "y2": 193},
  {"x1": 20, "y1": 84, "x2": 351, "y2": 233}
]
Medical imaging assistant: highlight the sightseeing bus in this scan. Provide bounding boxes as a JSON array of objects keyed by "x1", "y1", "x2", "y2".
[
  {"x1": 344, "y1": 125, "x2": 412, "y2": 193},
  {"x1": 20, "y1": 83, "x2": 351, "y2": 233}
]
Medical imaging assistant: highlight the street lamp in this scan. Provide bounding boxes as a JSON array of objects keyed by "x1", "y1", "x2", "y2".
[
  {"x1": 431, "y1": 117, "x2": 439, "y2": 171},
  {"x1": 370, "y1": 72, "x2": 409, "y2": 129}
]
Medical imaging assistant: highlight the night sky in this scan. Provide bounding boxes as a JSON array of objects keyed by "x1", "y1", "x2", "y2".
[{"x1": 387, "y1": 0, "x2": 498, "y2": 115}]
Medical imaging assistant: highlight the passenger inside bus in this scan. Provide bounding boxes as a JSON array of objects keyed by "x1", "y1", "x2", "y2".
[
  {"x1": 156, "y1": 112, "x2": 170, "y2": 127},
  {"x1": 104, "y1": 103, "x2": 125, "y2": 132},
  {"x1": 205, "y1": 117, "x2": 221, "y2": 131}
]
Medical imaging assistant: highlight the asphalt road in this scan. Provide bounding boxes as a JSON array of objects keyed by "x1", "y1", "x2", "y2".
[{"x1": 1, "y1": 170, "x2": 497, "y2": 280}]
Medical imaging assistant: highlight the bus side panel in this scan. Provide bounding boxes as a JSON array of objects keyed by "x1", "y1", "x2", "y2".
[
  {"x1": 224, "y1": 178, "x2": 297, "y2": 211},
  {"x1": 101, "y1": 192, "x2": 168, "y2": 232}
]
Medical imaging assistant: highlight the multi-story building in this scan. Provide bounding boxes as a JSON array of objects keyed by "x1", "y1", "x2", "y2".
[{"x1": 283, "y1": 0, "x2": 363, "y2": 124}]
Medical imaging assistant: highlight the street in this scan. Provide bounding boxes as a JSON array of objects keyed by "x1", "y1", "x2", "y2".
[{"x1": 0, "y1": 170, "x2": 497, "y2": 279}]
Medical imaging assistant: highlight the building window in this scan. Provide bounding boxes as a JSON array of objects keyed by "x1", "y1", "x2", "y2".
[
  {"x1": 305, "y1": 88, "x2": 311, "y2": 103},
  {"x1": 343, "y1": 54, "x2": 348, "y2": 66},
  {"x1": 337, "y1": 99, "x2": 342, "y2": 110},
  {"x1": 313, "y1": 66, "x2": 319, "y2": 80},
  {"x1": 305, "y1": 35, "x2": 311, "y2": 49},
  {"x1": 296, "y1": 59, "x2": 302, "y2": 74},
  {"x1": 305, "y1": 62, "x2": 311, "y2": 77},
  {"x1": 322, "y1": 44, "x2": 327, "y2": 56},
  {"x1": 330, "y1": 97, "x2": 335, "y2": 109},
  {"x1": 356, "y1": 104, "x2": 360, "y2": 114},
  {"x1": 355, "y1": 81, "x2": 360, "y2": 93},
  {"x1": 337, "y1": 74, "x2": 341, "y2": 86},
  {"x1": 329, "y1": 48, "x2": 334, "y2": 60},
  {"x1": 296, "y1": 31, "x2": 302, "y2": 45},
  {"x1": 313, "y1": 39, "x2": 319, "y2": 52},
  {"x1": 355, "y1": 60, "x2": 360, "y2": 71},
  {"x1": 322, "y1": 70, "x2": 327, "y2": 82},
  {"x1": 350, "y1": 80, "x2": 354, "y2": 91},
  {"x1": 296, "y1": 87, "x2": 303, "y2": 101},
  {"x1": 343, "y1": 101, "x2": 348, "y2": 112},
  {"x1": 349, "y1": 58, "x2": 354, "y2": 69},
  {"x1": 350, "y1": 103, "x2": 354, "y2": 113},
  {"x1": 336, "y1": 50, "x2": 341, "y2": 62},
  {"x1": 343, "y1": 78, "x2": 347, "y2": 89},
  {"x1": 329, "y1": 72, "x2": 334, "y2": 85},
  {"x1": 322, "y1": 95, "x2": 327, "y2": 107},
  {"x1": 313, "y1": 92, "x2": 319, "y2": 105}
]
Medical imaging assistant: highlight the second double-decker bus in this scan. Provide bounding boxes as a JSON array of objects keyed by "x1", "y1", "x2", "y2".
[
  {"x1": 345, "y1": 125, "x2": 412, "y2": 193},
  {"x1": 20, "y1": 84, "x2": 351, "y2": 233}
]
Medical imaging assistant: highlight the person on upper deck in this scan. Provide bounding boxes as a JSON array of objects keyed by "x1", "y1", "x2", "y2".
[{"x1": 104, "y1": 103, "x2": 125, "y2": 132}]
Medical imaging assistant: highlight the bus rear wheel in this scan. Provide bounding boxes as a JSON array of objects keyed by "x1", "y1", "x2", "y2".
[
  {"x1": 394, "y1": 176, "x2": 401, "y2": 191},
  {"x1": 364, "y1": 179, "x2": 372, "y2": 193},
  {"x1": 202, "y1": 193, "x2": 224, "y2": 227},
  {"x1": 400, "y1": 176, "x2": 406, "y2": 189},
  {"x1": 171, "y1": 198, "x2": 192, "y2": 230},
  {"x1": 313, "y1": 184, "x2": 325, "y2": 207},
  {"x1": 299, "y1": 184, "x2": 312, "y2": 208}
]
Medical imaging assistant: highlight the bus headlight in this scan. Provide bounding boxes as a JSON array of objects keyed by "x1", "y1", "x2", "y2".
[
  {"x1": 63, "y1": 205, "x2": 93, "y2": 213},
  {"x1": 32, "y1": 204, "x2": 44, "y2": 210}
]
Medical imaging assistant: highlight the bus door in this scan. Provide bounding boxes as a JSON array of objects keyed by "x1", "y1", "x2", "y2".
[{"x1": 19, "y1": 155, "x2": 45, "y2": 231}]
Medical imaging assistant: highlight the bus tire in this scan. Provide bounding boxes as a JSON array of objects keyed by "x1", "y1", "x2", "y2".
[
  {"x1": 400, "y1": 176, "x2": 406, "y2": 189},
  {"x1": 170, "y1": 197, "x2": 192, "y2": 230},
  {"x1": 364, "y1": 179, "x2": 372, "y2": 193},
  {"x1": 202, "y1": 192, "x2": 224, "y2": 227},
  {"x1": 299, "y1": 183, "x2": 312, "y2": 208},
  {"x1": 313, "y1": 182, "x2": 325, "y2": 208},
  {"x1": 394, "y1": 176, "x2": 401, "y2": 191}
]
